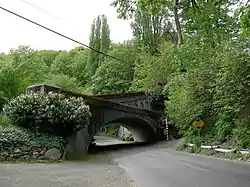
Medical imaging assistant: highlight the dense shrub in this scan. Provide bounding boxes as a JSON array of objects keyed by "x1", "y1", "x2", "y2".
[
  {"x1": 165, "y1": 41, "x2": 250, "y2": 148},
  {"x1": 0, "y1": 91, "x2": 7, "y2": 111},
  {"x1": 44, "y1": 74, "x2": 84, "y2": 92},
  {"x1": 3, "y1": 92, "x2": 91, "y2": 137},
  {"x1": 0, "y1": 124, "x2": 65, "y2": 150},
  {"x1": 0, "y1": 114, "x2": 9, "y2": 126}
]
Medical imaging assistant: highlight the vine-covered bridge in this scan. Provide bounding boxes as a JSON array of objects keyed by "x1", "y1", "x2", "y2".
[{"x1": 27, "y1": 84, "x2": 165, "y2": 159}]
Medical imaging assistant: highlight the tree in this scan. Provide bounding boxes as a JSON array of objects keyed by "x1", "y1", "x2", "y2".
[
  {"x1": 32, "y1": 50, "x2": 59, "y2": 67},
  {"x1": 181, "y1": 0, "x2": 239, "y2": 46},
  {"x1": 131, "y1": 4, "x2": 177, "y2": 53},
  {"x1": 112, "y1": 0, "x2": 183, "y2": 46},
  {"x1": 50, "y1": 51, "x2": 75, "y2": 77},
  {"x1": 87, "y1": 14, "x2": 111, "y2": 79},
  {"x1": 1, "y1": 6, "x2": 249, "y2": 148},
  {"x1": 89, "y1": 41, "x2": 139, "y2": 94},
  {"x1": 0, "y1": 46, "x2": 49, "y2": 99},
  {"x1": 0, "y1": 64, "x2": 21, "y2": 99},
  {"x1": 112, "y1": 0, "x2": 241, "y2": 48},
  {"x1": 44, "y1": 74, "x2": 84, "y2": 92},
  {"x1": 100, "y1": 15, "x2": 111, "y2": 61},
  {"x1": 237, "y1": 1, "x2": 250, "y2": 37},
  {"x1": 173, "y1": 0, "x2": 182, "y2": 47},
  {"x1": 70, "y1": 48, "x2": 91, "y2": 87},
  {"x1": 130, "y1": 41, "x2": 179, "y2": 93}
]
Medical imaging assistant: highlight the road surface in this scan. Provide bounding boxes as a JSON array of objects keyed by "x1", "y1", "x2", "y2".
[
  {"x1": 1, "y1": 136, "x2": 249, "y2": 187},
  {"x1": 94, "y1": 135, "x2": 133, "y2": 146},
  {"x1": 95, "y1": 136, "x2": 250, "y2": 187}
]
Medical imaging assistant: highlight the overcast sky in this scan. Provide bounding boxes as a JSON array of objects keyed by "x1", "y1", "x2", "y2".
[{"x1": 0, "y1": 0, "x2": 133, "y2": 53}]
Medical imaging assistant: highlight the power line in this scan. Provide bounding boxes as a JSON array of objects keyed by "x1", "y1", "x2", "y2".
[
  {"x1": 0, "y1": 6, "x2": 123, "y2": 63},
  {"x1": 17, "y1": 0, "x2": 61, "y2": 19},
  {"x1": 17, "y1": 0, "x2": 88, "y2": 35}
]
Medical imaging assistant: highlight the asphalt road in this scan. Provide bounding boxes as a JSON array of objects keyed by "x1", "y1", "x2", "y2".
[
  {"x1": 94, "y1": 135, "x2": 133, "y2": 146},
  {"x1": 1, "y1": 136, "x2": 250, "y2": 187},
  {"x1": 101, "y1": 138, "x2": 250, "y2": 187}
]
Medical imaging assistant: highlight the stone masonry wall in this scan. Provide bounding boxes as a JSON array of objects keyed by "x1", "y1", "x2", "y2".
[{"x1": 0, "y1": 146, "x2": 62, "y2": 162}]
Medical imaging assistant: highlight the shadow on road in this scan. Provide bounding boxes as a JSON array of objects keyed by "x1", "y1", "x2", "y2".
[{"x1": 88, "y1": 141, "x2": 157, "y2": 154}]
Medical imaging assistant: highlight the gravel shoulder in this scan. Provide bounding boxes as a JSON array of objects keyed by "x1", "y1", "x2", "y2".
[{"x1": 0, "y1": 158, "x2": 138, "y2": 187}]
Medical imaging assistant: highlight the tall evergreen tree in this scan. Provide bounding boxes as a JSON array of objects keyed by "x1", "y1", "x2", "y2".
[
  {"x1": 87, "y1": 14, "x2": 111, "y2": 79},
  {"x1": 100, "y1": 15, "x2": 111, "y2": 62}
]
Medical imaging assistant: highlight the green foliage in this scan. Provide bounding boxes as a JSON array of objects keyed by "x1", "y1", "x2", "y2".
[
  {"x1": 131, "y1": 42, "x2": 179, "y2": 93},
  {"x1": 0, "y1": 92, "x2": 7, "y2": 111},
  {"x1": 232, "y1": 124, "x2": 250, "y2": 149},
  {"x1": 87, "y1": 14, "x2": 111, "y2": 79},
  {"x1": 3, "y1": 92, "x2": 91, "y2": 137},
  {"x1": 0, "y1": 46, "x2": 49, "y2": 100},
  {"x1": 0, "y1": 124, "x2": 65, "y2": 150},
  {"x1": 90, "y1": 42, "x2": 138, "y2": 94},
  {"x1": 0, "y1": 114, "x2": 9, "y2": 126},
  {"x1": 238, "y1": 3, "x2": 250, "y2": 37},
  {"x1": 44, "y1": 74, "x2": 84, "y2": 92},
  {"x1": 181, "y1": 0, "x2": 239, "y2": 45},
  {"x1": 101, "y1": 124, "x2": 120, "y2": 136},
  {"x1": 131, "y1": 29, "x2": 249, "y2": 148},
  {"x1": 50, "y1": 51, "x2": 76, "y2": 77},
  {"x1": 70, "y1": 48, "x2": 90, "y2": 86},
  {"x1": 164, "y1": 40, "x2": 250, "y2": 147},
  {"x1": 131, "y1": 4, "x2": 176, "y2": 53},
  {"x1": 0, "y1": 45, "x2": 90, "y2": 102},
  {"x1": 111, "y1": 0, "x2": 170, "y2": 19},
  {"x1": 33, "y1": 50, "x2": 59, "y2": 67},
  {"x1": 0, "y1": 62, "x2": 23, "y2": 99},
  {"x1": 1, "y1": 3, "x2": 249, "y2": 151}
]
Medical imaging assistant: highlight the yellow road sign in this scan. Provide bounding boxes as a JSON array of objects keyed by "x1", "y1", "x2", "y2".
[
  {"x1": 163, "y1": 129, "x2": 168, "y2": 136},
  {"x1": 192, "y1": 120, "x2": 199, "y2": 128},
  {"x1": 192, "y1": 118, "x2": 205, "y2": 128}
]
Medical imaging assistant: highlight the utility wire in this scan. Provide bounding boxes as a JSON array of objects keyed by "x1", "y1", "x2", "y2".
[
  {"x1": 0, "y1": 6, "x2": 124, "y2": 63},
  {"x1": 17, "y1": 0, "x2": 61, "y2": 19},
  {"x1": 17, "y1": 0, "x2": 87, "y2": 37}
]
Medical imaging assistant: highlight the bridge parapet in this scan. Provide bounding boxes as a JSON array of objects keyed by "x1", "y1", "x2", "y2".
[
  {"x1": 94, "y1": 92, "x2": 152, "y2": 110},
  {"x1": 26, "y1": 84, "x2": 161, "y2": 118}
]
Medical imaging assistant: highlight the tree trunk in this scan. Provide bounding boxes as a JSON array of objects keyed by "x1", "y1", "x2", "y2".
[{"x1": 173, "y1": 0, "x2": 183, "y2": 47}]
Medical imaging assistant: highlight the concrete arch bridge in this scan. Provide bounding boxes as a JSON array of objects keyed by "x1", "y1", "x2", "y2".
[{"x1": 27, "y1": 84, "x2": 165, "y2": 159}]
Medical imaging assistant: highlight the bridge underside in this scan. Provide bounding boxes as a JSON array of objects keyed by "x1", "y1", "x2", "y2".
[
  {"x1": 88, "y1": 105, "x2": 159, "y2": 141},
  {"x1": 101, "y1": 117, "x2": 158, "y2": 142},
  {"x1": 67, "y1": 106, "x2": 160, "y2": 160}
]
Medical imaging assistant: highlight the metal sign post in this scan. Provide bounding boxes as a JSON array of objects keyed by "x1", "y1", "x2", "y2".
[
  {"x1": 192, "y1": 117, "x2": 205, "y2": 148},
  {"x1": 162, "y1": 119, "x2": 169, "y2": 140}
]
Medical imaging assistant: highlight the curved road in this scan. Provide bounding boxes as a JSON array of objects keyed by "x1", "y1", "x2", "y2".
[
  {"x1": 1, "y1": 136, "x2": 250, "y2": 187},
  {"x1": 111, "y1": 146, "x2": 250, "y2": 187},
  {"x1": 95, "y1": 136, "x2": 250, "y2": 187}
]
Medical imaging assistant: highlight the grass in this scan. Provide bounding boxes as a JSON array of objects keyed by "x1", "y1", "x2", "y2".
[{"x1": 179, "y1": 144, "x2": 250, "y2": 162}]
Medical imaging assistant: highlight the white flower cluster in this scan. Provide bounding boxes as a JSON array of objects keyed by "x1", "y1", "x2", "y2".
[{"x1": 3, "y1": 92, "x2": 92, "y2": 137}]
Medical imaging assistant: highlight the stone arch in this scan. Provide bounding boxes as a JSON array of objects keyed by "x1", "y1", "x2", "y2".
[
  {"x1": 145, "y1": 101, "x2": 150, "y2": 109},
  {"x1": 100, "y1": 116, "x2": 158, "y2": 142},
  {"x1": 67, "y1": 107, "x2": 159, "y2": 160},
  {"x1": 140, "y1": 101, "x2": 144, "y2": 108},
  {"x1": 135, "y1": 102, "x2": 138, "y2": 107}
]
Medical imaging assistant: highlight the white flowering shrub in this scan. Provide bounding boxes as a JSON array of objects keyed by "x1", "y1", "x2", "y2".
[{"x1": 3, "y1": 92, "x2": 91, "y2": 137}]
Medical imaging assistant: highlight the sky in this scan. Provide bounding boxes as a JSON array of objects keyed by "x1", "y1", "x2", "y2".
[{"x1": 0, "y1": 0, "x2": 133, "y2": 53}]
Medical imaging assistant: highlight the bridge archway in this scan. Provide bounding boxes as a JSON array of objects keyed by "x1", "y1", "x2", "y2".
[{"x1": 94, "y1": 116, "x2": 158, "y2": 143}]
